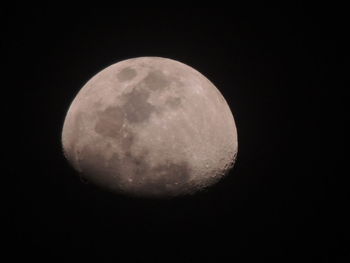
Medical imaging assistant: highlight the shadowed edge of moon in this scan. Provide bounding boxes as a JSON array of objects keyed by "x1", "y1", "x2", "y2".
[{"x1": 78, "y1": 143, "x2": 193, "y2": 197}]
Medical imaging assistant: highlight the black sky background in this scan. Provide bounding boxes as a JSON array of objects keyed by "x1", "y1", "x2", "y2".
[{"x1": 4, "y1": 5, "x2": 345, "y2": 262}]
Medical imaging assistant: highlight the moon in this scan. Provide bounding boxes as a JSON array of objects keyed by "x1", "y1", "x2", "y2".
[{"x1": 62, "y1": 57, "x2": 238, "y2": 198}]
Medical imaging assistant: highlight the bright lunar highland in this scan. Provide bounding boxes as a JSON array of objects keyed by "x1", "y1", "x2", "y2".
[{"x1": 62, "y1": 57, "x2": 238, "y2": 198}]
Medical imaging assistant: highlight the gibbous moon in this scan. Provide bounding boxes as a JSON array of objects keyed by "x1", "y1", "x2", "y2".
[{"x1": 62, "y1": 57, "x2": 238, "y2": 198}]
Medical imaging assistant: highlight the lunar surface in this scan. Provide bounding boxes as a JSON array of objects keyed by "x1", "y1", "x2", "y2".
[{"x1": 62, "y1": 57, "x2": 238, "y2": 198}]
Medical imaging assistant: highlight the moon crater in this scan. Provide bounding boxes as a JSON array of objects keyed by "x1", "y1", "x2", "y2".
[{"x1": 116, "y1": 67, "x2": 137, "y2": 82}]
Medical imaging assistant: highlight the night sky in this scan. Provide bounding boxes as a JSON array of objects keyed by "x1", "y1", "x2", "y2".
[{"x1": 5, "y1": 5, "x2": 345, "y2": 262}]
